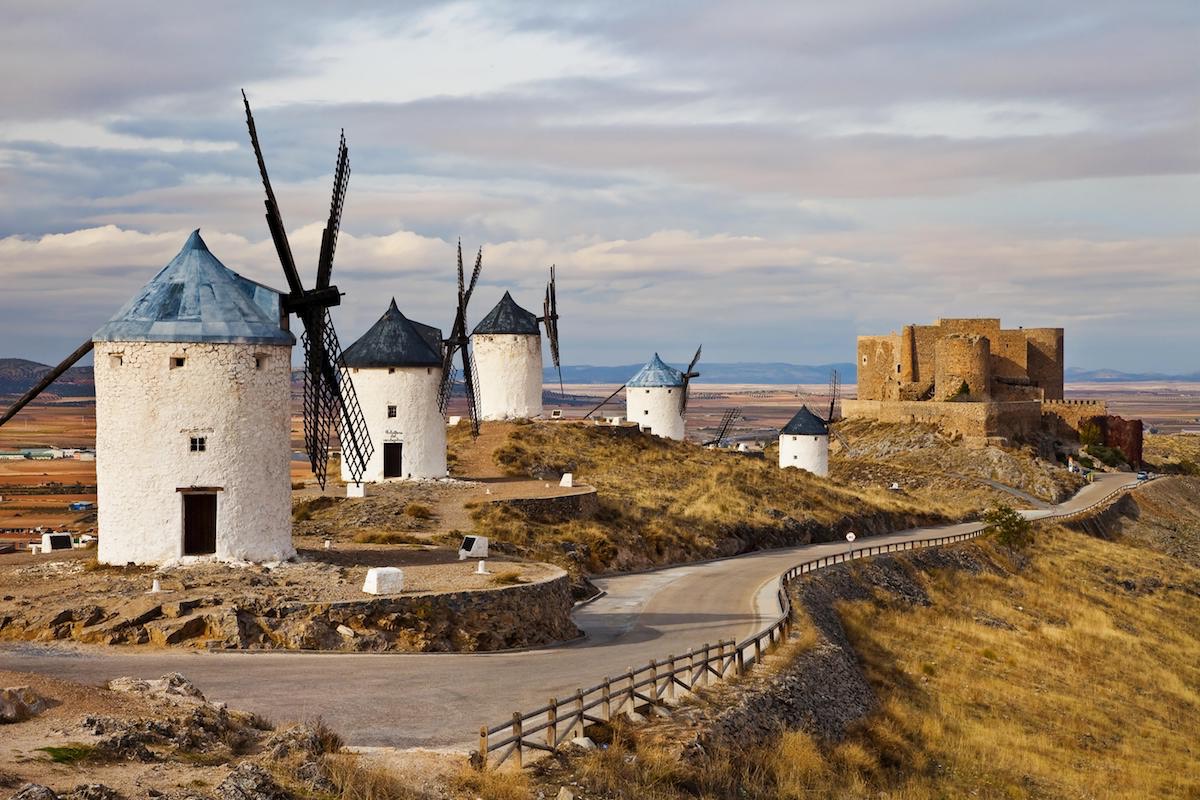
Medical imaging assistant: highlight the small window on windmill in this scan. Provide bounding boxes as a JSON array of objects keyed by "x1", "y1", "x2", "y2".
[
  {"x1": 109, "y1": 353, "x2": 123, "y2": 368},
  {"x1": 189, "y1": 436, "x2": 206, "y2": 453},
  {"x1": 862, "y1": 355, "x2": 868, "y2": 365},
  {"x1": 644, "y1": 409, "x2": 649, "y2": 415},
  {"x1": 388, "y1": 367, "x2": 396, "y2": 374},
  {"x1": 896, "y1": 364, "x2": 901, "y2": 373},
  {"x1": 171, "y1": 356, "x2": 186, "y2": 369},
  {"x1": 387, "y1": 405, "x2": 397, "y2": 418},
  {"x1": 255, "y1": 354, "x2": 266, "y2": 370}
]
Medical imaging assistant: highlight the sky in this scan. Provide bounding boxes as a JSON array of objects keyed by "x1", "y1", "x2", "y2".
[{"x1": 0, "y1": 1, "x2": 1197, "y2": 372}]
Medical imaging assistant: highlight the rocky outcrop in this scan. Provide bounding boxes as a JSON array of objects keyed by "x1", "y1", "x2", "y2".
[
  {"x1": 0, "y1": 573, "x2": 579, "y2": 653},
  {"x1": 215, "y1": 764, "x2": 292, "y2": 800}
]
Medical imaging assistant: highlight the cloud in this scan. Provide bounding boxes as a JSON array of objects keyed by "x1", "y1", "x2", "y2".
[{"x1": 0, "y1": 1, "x2": 1197, "y2": 372}]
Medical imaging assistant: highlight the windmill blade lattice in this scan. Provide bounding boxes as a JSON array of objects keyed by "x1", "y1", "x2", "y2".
[{"x1": 679, "y1": 344, "x2": 702, "y2": 415}]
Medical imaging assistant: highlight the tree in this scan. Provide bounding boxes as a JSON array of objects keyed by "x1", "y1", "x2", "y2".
[
  {"x1": 1078, "y1": 420, "x2": 1102, "y2": 447},
  {"x1": 984, "y1": 504, "x2": 1033, "y2": 550}
]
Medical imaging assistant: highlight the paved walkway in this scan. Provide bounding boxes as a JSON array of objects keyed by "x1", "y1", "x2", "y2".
[{"x1": 0, "y1": 473, "x2": 1137, "y2": 749}]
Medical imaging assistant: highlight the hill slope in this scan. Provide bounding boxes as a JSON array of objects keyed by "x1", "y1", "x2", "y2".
[{"x1": 0, "y1": 358, "x2": 94, "y2": 397}]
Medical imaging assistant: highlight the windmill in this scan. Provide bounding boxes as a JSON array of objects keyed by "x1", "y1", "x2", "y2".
[
  {"x1": 826, "y1": 368, "x2": 841, "y2": 425},
  {"x1": 539, "y1": 265, "x2": 564, "y2": 401},
  {"x1": 242, "y1": 91, "x2": 372, "y2": 488},
  {"x1": 703, "y1": 407, "x2": 742, "y2": 447},
  {"x1": 438, "y1": 241, "x2": 483, "y2": 437},
  {"x1": 678, "y1": 345, "x2": 702, "y2": 415}
]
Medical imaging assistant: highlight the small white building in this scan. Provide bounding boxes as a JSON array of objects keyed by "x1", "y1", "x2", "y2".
[
  {"x1": 778, "y1": 405, "x2": 829, "y2": 477},
  {"x1": 626, "y1": 354, "x2": 687, "y2": 441},
  {"x1": 340, "y1": 299, "x2": 446, "y2": 482},
  {"x1": 92, "y1": 230, "x2": 296, "y2": 565},
  {"x1": 471, "y1": 291, "x2": 543, "y2": 420}
]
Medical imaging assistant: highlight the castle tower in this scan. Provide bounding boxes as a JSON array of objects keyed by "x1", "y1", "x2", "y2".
[
  {"x1": 471, "y1": 291, "x2": 543, "y2": 420},
  {"x1": 91, "y1": 231, "x2": 295, "y2": 565},
  {"x1": 778, "y1": 405, "x2": 829, "y2": 477},
  {"x1": 626, "y1": 354, "x2": 686, "y2": 440},
  {"x1": 340, "y1": 300, "x2": 446, "y2": 481},
  {"x1": 934, "y1": 334, "x2": 991, "y2": 401}
]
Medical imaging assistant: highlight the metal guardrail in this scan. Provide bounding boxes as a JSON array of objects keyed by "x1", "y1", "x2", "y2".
[{"x1": 477, "y1": 479, "x2": 1141, "y2": 768}]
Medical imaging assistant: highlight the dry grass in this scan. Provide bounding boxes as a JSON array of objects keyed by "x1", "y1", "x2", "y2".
[
  {"x1": 471, "y1": 422, "x2": 950, "y2": 574},
  {"x1": 1145, "y1": 433, "x2": 1200, "y2": 475},
  {"x1": 450, "y1": 764, "x2": 532, "y2": 800},
  {"x1": 352, "y1": 531, "x2": 427, "y2": 545},
  {"x1": 553, "y1": 520, "x2": 1200, "y2": 799},
  {"x1": 321, "y1": 753, "x2": 435, "y2": 800},
  {"x1": 490, "y1": 568, "x2": 527, "y2": 586}
]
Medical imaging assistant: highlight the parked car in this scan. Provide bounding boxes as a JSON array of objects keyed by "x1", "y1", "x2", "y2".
[{"x1": 1137, "y1": 471, "x2": 1148, "y2": 481}]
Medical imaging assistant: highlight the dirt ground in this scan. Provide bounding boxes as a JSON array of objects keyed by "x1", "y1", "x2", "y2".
[{"x1": 0, "y1": 669, "x2": 233, "y2": 796}]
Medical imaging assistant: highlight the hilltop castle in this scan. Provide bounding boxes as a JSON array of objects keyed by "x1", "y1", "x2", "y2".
[{"x1": 842, "y1": 318, "x2": 1142, "y2": 463}]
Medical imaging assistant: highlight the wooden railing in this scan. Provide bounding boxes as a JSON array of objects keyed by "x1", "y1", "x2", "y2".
[{"x1": 477, "y1": 478, "x2": 1142, "y2": 768}]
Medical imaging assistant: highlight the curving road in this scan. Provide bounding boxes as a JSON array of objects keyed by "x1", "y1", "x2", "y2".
[{"x1": 0, "y1": 472, "x2": 1137, "y2": 750}]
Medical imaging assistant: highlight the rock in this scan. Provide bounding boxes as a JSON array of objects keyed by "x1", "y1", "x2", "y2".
[
  {"x1": 9, "y1": 786, "x2": 57, "y2": 800},
  {"x1": 61, "y1": 786, "x2": 122, "y2": 800},
  {"x1": 336, "y1": 624, "x2": 356, "y2": 639},
  {"x1": 624, "y1": 710, "x2": 647, "y2": 724},
  {"x1": 214, "y1": 764, "x2": 292, "y2": 800},
  {"x1": 0, "y1": 687, "x2": 48, "y2": 723},
  {"x1": 557, "y1": 789, "x2": 576, "y2": 800},
  {"x1": 107, "y1": 673, "x2": 205, "y2": 703},
  {"x1": 259, "y1": 723, "x2": 339, "y2": 760},
  {"x1": 569, "y1": 736, "x2": 596, "y2": 750}
]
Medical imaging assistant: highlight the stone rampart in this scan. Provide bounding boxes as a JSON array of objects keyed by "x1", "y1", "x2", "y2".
[
  {"x1": 489, "y1": 487, "x2": 599, "y2": 523},
  {"x1": 841, "y1": 398, "x2": 1042, "y2": 442},
  {"x1": 1042, "y1": 400, "x2": 1107, "y2": 437}
]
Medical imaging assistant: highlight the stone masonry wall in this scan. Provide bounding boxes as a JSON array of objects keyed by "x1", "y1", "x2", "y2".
[
  {"x1": 490, "y1": 488, "x2": 600, "y2": 523},
  {"x1": 842, "y1": 398, "x2": 1042, "y2": 441},
  {"x1": 1, "y1": 570, "x2": 580, "y2": 652}
]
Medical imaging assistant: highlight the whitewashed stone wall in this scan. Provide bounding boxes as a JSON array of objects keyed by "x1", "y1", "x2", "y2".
[
  {"x1": 472, "y1": 333, "x2": 543, "y2": 420},
  {"x1": 93, "y1": 340, "x2": 294, "y2": 565},
  {"x1": 779, "y1": 433, "x2": 829, "y2": 477},
  {"x1": 627, "y1": 386, "x2": 686, "y2": 440},
  {"x1": 341, "y1": 366, "x2": 446, "y2": 482}
]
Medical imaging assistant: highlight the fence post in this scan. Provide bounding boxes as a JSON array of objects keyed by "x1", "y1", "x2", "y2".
[
  {"x1": 547, "y1": 698, "x2": 557, "y2": 751},
  {"x1": 717, "y1": 641, "x2": 727, "y2": 678},
  {"x1": 478, "y1": 726, "x2": 488, "y2": 770},
  {"x1": 650, "y1": 660, "x2": 660, "y2": 701},
  {"x1": 626, "y1": 670, "x2": 635, "y2": 713},
  {"x1": 603, "y1": 677, "x2": 612, "y2": 720},
  {"x1": 513, "y1": 712, "x2": 523, "y2": 769},
  {"x1": 689, "y1": 650, "x2": 698, "y2": 689},
  {"x1": 574, "y1": 689, "x2": 585, "y2": 738},
  {"x1": 755, "y1": 634, "x2": 762, "y2": 664},
  {"x1": 702, "y1": 643, "x2": 711, "y2": 685},
  {"x1": 666, "y1": 657, "x2": 676, "y2": 701},
  {"x1": 736, "y1": 644, "x2": 746, "y2": 675}
]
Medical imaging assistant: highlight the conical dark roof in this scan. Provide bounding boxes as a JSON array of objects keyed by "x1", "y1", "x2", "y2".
[
  {"x1": 472, "y1": 291, "x2": 540, "y2": 335},
  {"x1": 781, "y1": 405, "x2": 829, "y2": 436},
  {"x1": 93, "y1": 230, "x2": 293, "y2": 346},
  {"x1": 341, "y1": 299, "x2": 443, "y2": 368}
]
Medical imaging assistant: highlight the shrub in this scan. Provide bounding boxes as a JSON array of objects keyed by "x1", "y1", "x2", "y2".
[
  {"x1": 403, "y1": 503, "x2": 434, "y2": 519},
  {"x1": 984, "y1": 503, "x2": 1033, "y2": 550},
  {"x1": 353, "y1": 531, "x2": 425, "y2": 545},
  {"x1": 490, "y1": 569, "x2": 527, "y2": 586},
  {"x1": 1087, "y1": 444, "x2": 1128, "y2": 468},
  {"x1": 1078, "y1": 421, "x2": 1102, "y2": 447}
]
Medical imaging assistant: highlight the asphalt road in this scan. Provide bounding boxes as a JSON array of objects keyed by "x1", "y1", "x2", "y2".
[{"x1": 0, "y1": 472, "x2": 1137, "y2": 749}]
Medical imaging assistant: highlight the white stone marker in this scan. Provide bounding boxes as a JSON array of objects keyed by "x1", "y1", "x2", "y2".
[
  {"x1": 347, "y1": 482, "x2": 366, "y2": 498},
  {"x1": 476, "y1": 560, "x2": 490, "y2": 575},
  {"x1": 559, "y1": 472, "x2": 574, "y2": 488},
  {"x1": 362, "y1": 567, "x2": 404, "y2": 595}
]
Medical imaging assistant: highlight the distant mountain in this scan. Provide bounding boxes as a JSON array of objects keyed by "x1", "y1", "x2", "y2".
[
  {"x1": 546, "y1": 362, "x2": 858, "y2": 385},
  {"x1": 0, "y1": 358, "x2": 94, "y2": 397},
  {"x1": 1065, "y1": 367, "x2": 1200, "y2": 382}
]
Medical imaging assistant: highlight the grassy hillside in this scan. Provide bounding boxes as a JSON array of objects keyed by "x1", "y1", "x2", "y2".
[
  {"x1": 540, "y1": 479, "x2": 1200, "y2": 799},
  {"x1": 462, "y1": 422, "x2": 961, "y2": 574},
  {"x1": 1145, "y1": 432, "x2": 1200, "y2": 475}
]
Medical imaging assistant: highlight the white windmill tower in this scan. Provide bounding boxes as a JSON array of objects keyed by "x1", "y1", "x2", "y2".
[
  {"x1": 622, "y1": 348, "x2": 702, "y2": 441},
  {"x1": 778, "y1": 406, "x2": 830, "y2": 476},
  {"x1": 470, "y1": 291, "x2": 544, "y2": 420},
  {"x1": 340, "y1": 299, "x2": 446, "y2": 482}
]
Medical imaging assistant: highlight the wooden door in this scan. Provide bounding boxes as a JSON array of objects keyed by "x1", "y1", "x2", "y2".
[
  {"x1": 183, "y1": 493, "x2": 217, "y2": 555},
  {"x1": 383, "y1": 443, "x2": 402, "y2": 478}
]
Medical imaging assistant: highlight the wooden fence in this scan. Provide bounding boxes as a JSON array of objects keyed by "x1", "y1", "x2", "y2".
[{"x1": 477, "y1": 479, "x2": 1141, "y2": 768}]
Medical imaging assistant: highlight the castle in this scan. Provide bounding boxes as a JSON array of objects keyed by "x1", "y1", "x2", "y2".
[{"x1": 842, "y1": 318, "x2": 1141, "y2": 463}]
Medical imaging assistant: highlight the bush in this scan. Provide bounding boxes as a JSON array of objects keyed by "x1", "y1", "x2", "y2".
[
  {"x1": 1078, "y1": 421, "x2": 1102, "y2": 447},
  {"x1": 984, "y1": 504, "x2": 1033, "y2": 550},
  {"x1": 403, "y1": 503, "x2": 434, "y2": 519},
  {"x1": 1087, "y1": 444, "x2": 1128, "y2": 468}
]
